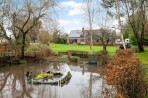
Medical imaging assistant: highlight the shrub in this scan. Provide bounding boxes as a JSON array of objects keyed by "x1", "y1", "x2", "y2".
[
  {"x1": 39, "y1": 30, "x2": 51, "y2": 45},
  {"x1": 97, "y1": 50, "x2": 110, "y2": 66},
  {"x1": 0, "y1": 45, "x2": 6, "y2": 53},
  {"x1": 26, "y1": 44, "x2": 57, "y2": 57},
  {"x1": 103, "y1": 49, "x2": 147, "y2": 98},
  {"x1": 129, "y1": 34, "x2": 137, "y2": 45},
  {"x1": 67, "y1": 51, "x2": 79, "y2": 62},
  {"x1": 15, "y1": 34, "x2": 31, "y2": 47},
  {"x1": 54, "y1": 37, "x2": 67, "y2": 44},
  {"x1": 34, "y1": 73, "x2": 54, "y2": 80},
  {"x1": 70, "y1": 56, "x2": 79, "y2": 62},
  {"x1": 19, "y1": 59, "x2": 27, "y2": 64},
  {"x1": 131, "y1": 46, "x2": 138, "y2": 53}
]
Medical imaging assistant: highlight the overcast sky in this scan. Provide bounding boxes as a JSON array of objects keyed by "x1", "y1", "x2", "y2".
[
  {"x1": 57, "y1": 0, "x2": 87, "y2": 33},
  {"x1": 56, "y1": 0, "x2": 124, "y2": 34}
]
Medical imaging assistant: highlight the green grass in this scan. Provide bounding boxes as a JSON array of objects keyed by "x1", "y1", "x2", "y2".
[
  {"x1": 50, "y1": 44, "x2": 118, "y2": 55},
  {"x1": 135, "y1": 47, "x2": 148, "y2": 65},
  {"x1": 51, "y1": 44, "x2": 148, "y2": 88},
  {"x1": 134, "y1": 47, "x2": 148, "y2": 83},
  {"x1": 50, "y1": 44, "x2": 148, "y2": 65}
]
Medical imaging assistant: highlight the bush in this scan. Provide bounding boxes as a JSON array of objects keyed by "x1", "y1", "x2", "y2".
[
  {"x1": 26, "y1": 44, "x2": 57, "y2": 57},
  {"x1": 16, "y1": 34, "x2": 31, "y2": 47},
  {"x1": 103, "y1": 49, "x2": 147, "y2": 98},
  {"x1": 67, "y1": 51, "x2": 79, "y2": 62},
  {"x1": 55, "y1": 37, "x2": 67, "y2": 44},
  {"x1": 39, "y1": 31, "x2": 51, "y2": 45},
  {"x1": 97, "y1": 50, "x2": 110, "y2": 66},
  {"x1": 19, "y1": 59, "x2": 27, "y2": 64},
  {"x1": 34, "y1": 73, "x2": 53, "y2": 80},
  {"x1": 131, "y1": 45, "x2": 138, "y2": 53},
  {"x1": 129, "y1": 34, "x2": 137, "y2": 45},
  {"x1": 70, "y1": 56, "x2": 79, "y2": 62}
]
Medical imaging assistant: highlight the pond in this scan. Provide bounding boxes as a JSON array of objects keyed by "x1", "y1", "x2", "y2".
[{"x1": 0, "y1": 62, "x2": 105, "y2": 98}]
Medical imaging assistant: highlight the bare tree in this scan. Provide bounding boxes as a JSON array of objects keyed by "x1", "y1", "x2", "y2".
[
  {"x1": 39, "y1": 30, "x2": 51, "y2": 45},
  {"x1": 101, "y1": 0, "x2": 148, "y2": 52},
  {"x1": 95, "y1": 28, "x2": 116, "y2": 50},
  {"x1": 84, "y1": 0, "x2": 96, "y2": 54},
  {"x1": 124, "y1": 0, "x2": 147, "y2": 51},
  {"x1": 101, "y1": 0, "x2": 126, "y2": 49},
  {"x1": 96, "y1": 8, "x2": 116, "y2": 50},
  {"x1": 11, "y1": 0, "x2": 56, "y2": 59},
  {"x1": 0, "y1": 0, "x2": 13, "y2": 40}
]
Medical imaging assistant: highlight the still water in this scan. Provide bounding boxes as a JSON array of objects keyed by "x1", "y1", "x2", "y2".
[{"x1": 0, "y1": 62, "x2": 104, "y2": 98}]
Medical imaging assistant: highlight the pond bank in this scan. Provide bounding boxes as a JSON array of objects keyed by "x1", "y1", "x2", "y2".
[{"x1": 0, "y1": 56, "x2": 60, "y2": 66}]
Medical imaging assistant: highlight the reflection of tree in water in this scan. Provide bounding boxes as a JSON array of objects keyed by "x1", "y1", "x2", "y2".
[
  {"x1": 1, "y1": 66, "x2": 59, "y2": 98},
  {"x1": 0, "y1": 71, "x2": 11, "y2": 96},
  {"x1": 78, "y1": 63, "x2": 104, "y2": 98},
  {"x1": 0, "y1": 67, "x2": 32, "y2": 98},
  {"x1": 79, "y1": 72, "x2": 104, "y2": 98},
  {"x1": 0, "y1": 65, "x2": 60, "y2": 98},
  {"x1": 49, "y1": 62, "x2": 60, "y2": 72},
  {"x1": 0, "y1": 63, "x2": 104, "y2": 98}
]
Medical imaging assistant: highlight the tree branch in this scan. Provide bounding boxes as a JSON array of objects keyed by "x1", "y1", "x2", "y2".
[
  {"x1": 22, "y1": 12, "x2": 31, "y2": 30},
  {"x1": 0, "y1": 73, "x2": 11, "y2": 92},
  {"x1": 0, "y1": 23, "x2": 10, "y2": 40},
  {"x1": 24, "y1": 13, "x2": 45, "y2": 34}
]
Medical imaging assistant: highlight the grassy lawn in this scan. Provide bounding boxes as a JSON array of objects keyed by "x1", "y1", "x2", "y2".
[
  {"x1": 50, "y1": 44, "x2": 118, "y2": 55},
  {"x1": 51, "y1": 44, "x2": 148, "y2": 89},
  {"x1": 50, "y1": 44, "x2": 148, "y2": 65},
  {"x1": 135, "y1": 47, "x2": 148, "y2": 65}
]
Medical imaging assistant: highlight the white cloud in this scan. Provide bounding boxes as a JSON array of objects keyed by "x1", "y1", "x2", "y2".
[
  {"x1": 58, "y1": 19, "x2": 83, "y2": 33},
  {"x1": 58, "y1": 19, "x2": 71, "y2": 26},
  {"x1": 60, "y1": 1, "x2": 86, "y2": 16},
  {"x1": 58, "y1": 19, "x2": 80, "y2": 26}
]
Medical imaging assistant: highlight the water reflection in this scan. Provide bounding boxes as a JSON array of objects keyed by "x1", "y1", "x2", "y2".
[{"x1": 0, "y1": 63, "x2": 104, "y2": 98}]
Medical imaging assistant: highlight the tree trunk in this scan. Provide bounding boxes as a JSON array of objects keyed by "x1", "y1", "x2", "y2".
[
  {"x1": 89, "y1": 73, "x2": 92, "y2": 98},
  {"x1": 117, "y1": 0, "x2": 126, "y2": 49},
  {"x1": 21, "y1": 34, "x2": 26, "y2": 59},
  {"x1": 134, "y1": 31, "x2": 144, "y2": 52},
  {"x1": 90, "y1": 31, "x2": 93, "y2": 54},
  {"x1": 103, "y1": 45, "x2": 106, "y2": 50},
  {"x1": 137, "y1": 41, "x2": 144, "y2": 52}
]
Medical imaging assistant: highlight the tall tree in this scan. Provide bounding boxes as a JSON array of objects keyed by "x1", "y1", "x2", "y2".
[
  {"x1": 96, "y1": 10, "x2": 116, "y2": 50},
  {"x1": 11, "y1": 0, "x2": 56, "y2": 59},
  {"x1": 28, "y1": 19, "x2": 41, "y2": 43},
  {"x1": 84, "y1": 1, "x2": 116, "y2": 50},
  {"x1": 116, "y1": 0, "x2": 126, "y2": 49},
  {"x1": 84, "y1": 0, "x2": 96, "y2": 54},
  {"x1": 124, "y1": 0, "x2": 147, "y2": 51},
  {"x1": 101, "y1": 0, "x2": 148, "y2": 52},
  {"x1": 39, "y1": 30, "x2": 51, "y2": 45},
  {"x1": 101, "y1": 0, "x2": 126, "y2": 49},
  {"x1": 0, "y1": 0, "x2": 12, "y2": 40},
  {"x1": 96, "y1": 28, "x2": 116, "y2": 50}
]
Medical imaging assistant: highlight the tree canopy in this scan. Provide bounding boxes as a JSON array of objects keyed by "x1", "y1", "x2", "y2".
[
  {"x1": 0, "y1": 0, "x2": 56, "y2": 59},
  {"x1": 101, "y1": 0, "x2": 148, "y2": 52}
]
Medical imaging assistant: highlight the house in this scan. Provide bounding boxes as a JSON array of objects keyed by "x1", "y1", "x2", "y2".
[
  {"x1": 67, "y1": 28, "x2": 102, "y2": 44},
  {"x1": 67, "y1": 28, "x2": 88, "y2": 44},
  {"x1": 67, "y1": 28, "x2": 116, "y2": 45}
]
